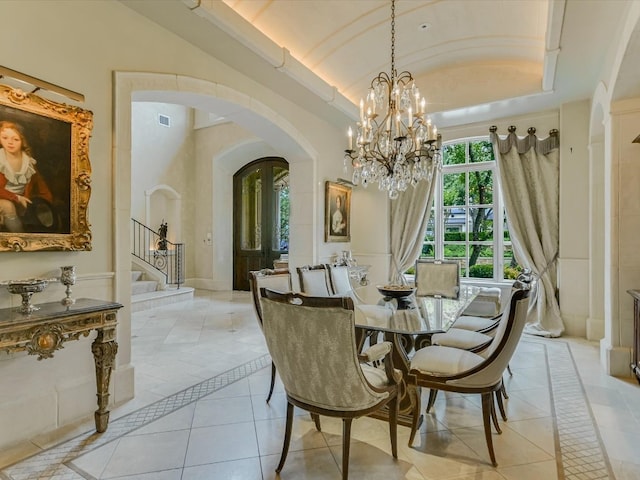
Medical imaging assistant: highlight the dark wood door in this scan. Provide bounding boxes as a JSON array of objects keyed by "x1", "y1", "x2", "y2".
[{"x1": 233, "y1": 157, "x2": 289, "y2": 291}]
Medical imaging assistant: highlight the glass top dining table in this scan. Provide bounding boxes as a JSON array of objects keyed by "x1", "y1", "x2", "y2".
[{"x1": 354, "y1": 284, "x2": 482, "y2": 336}]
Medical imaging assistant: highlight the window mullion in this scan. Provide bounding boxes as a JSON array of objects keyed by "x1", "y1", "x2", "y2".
[
  {"x1": 435, "y1": 170, "x2": 444, "y2": 259},
  {"x1": 422, "y1": 137, "x2": 516, "y2": 283}
]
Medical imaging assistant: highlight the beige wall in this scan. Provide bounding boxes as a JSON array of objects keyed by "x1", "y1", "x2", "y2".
[{"x1": 0, "y1": 0, "x2": 349, "y2": 451}]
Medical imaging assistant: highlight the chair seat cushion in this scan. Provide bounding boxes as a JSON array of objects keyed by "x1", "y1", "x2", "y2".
[
  {"x1": 431, "y1": 328, "x2": 492, "y2": 350},
  {"x1": 411, "y1": 345, "x2": 484, "y2": 375},
  {"x1": 452, "y1": 315, "x2": 498, "y2": 331},
  {"x1": 355, "y1": 304, "x2": 393, "y2": 327},
  {"x1": 361, "y1": 364, "x2": 402, "y2": 388}
]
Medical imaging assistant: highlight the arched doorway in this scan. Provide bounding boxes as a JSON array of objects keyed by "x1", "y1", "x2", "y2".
[{"x1": 233, "y1": 157, "x2": 289, "y2": 290}]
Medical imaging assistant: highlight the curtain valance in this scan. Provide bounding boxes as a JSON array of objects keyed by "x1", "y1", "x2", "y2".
[{"x1": 490, "y1": 125, "x2": 559, "y2": 155}]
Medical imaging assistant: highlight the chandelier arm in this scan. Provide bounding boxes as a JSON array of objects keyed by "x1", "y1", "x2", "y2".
[{"x1": 344, "y1": 0, "x2": 441, "y2": 198}]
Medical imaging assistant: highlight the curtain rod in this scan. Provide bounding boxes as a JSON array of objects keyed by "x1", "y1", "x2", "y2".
[
  {"x1": 489, "y1": 125, "x2": 558, "y2": 136},
  {"x1": 0, "y1": 65, "x2": 84, "y2": 102}
]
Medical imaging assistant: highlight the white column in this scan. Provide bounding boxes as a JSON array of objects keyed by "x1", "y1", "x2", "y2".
[{"x1": 587, "y1": 139, "x2": 605, "y2": 340}]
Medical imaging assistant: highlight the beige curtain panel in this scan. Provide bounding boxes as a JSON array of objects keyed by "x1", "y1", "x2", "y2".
[
  {"x1": 389, "y1": 162, "x2": 439, "y2": 285},
  {"x1": 491, "y1": 126, "x2": 562, "y2": 337}
]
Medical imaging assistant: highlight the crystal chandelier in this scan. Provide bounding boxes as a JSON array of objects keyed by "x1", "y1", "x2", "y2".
[{"x1": 344, "y1": 0, "x2": 441, "y2": 200}]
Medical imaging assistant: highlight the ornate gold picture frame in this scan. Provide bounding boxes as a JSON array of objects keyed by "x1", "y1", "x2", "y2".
[
  {"x1": 0, "y1": 84, "x2": 92, "y2": 251},
  {"x1": 325, "y1": 181, "x2": 351, "y2": 243}
]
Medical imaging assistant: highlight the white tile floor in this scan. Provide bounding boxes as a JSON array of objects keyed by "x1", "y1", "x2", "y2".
[{"x1": 2, "y1": 289, "x2": 640, "y2": 479}]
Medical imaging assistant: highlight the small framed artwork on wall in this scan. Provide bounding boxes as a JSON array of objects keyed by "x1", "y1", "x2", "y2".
[
  {"x1": 0, "y1": 84, "x2": 93, "y2": 251},
  {"x1": 325, "y1": 181, "x2": 351, "y2": 243}
]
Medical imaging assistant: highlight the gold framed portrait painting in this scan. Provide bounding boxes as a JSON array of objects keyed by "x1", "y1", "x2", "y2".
[
  {"x1": 325, "y1": 181, "x2": 351, "y2": 243},
  {"x1": 0, "y1": 84, "x2": 93, "y2": 251}
]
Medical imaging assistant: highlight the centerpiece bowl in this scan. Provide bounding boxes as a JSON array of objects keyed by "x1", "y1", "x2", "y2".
[
  {"x1": 377, "y1": 284, "x2": 416, "y2": 310},
  {"x1": 6, "y1": 279, "x2": 48, "y2": 314},
  {"x1": 376, "y1": 284, "x2": 416, "y2": 298}
]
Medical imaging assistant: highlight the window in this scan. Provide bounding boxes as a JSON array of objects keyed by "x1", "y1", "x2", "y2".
[{"x1": 420, "y1": 137, "x2": 520, "y2": 281}]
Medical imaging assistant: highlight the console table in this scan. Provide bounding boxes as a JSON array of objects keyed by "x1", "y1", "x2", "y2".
[
  {"x1": 0, "y1": 298, "x2": 123, "y2": 432},
  {"x1": 628, "y1": 290, "x2": 640, "y2": 384}
]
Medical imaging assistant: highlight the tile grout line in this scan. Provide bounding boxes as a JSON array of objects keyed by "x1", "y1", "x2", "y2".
[
  {"x1": 535, "y1": 338, "x2": 614, "y2": 479},
  {"x1": 0, "y1": 338, "x2": 619, "y2": 480},
  {"x1": 0, "y1": 354, "x2": 271, "y2": 480}
]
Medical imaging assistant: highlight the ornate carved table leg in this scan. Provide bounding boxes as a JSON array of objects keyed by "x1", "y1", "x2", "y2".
[
  {"x1": 366, "y1": 328, "x2": 423, "y2": 443},
  {"x1": 386, "y1": 332, "x2": 422, "y2": 436},
  {"x1": 91, "y1": 326, "x2": 118, "y2": 432}
]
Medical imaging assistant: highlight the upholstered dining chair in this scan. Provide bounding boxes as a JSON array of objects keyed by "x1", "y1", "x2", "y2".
[
  {"x1": 408, "y1": 287, "x2": 531, "y2": 466},
  {"x1": 414, "y1": 259, "x2": 460, "y2": 299},
  {"x1": 260, "y1": 288, "x2": 400, "y2": 480},
  {"x1": 296, "y1": 264, "x2": 333, "y2": 296},
  {"x1": 434, "y1": 270, "x2": 535, "y2": 344},
  {"x1": 298, "y1": 264, "x2": 393, "y2": 331},
  {"x1": 460, "y1": 287, "x2": 502, "y2": 317},
  {"x1": 327, "y1": 263, "x2": 352, "y2": 294},
  {"x1": 428, "y1": 271, "x2": 535, "y2": 419},
  {"x1": 248, "y1": 268, "x2": 293, "y2": 403}
]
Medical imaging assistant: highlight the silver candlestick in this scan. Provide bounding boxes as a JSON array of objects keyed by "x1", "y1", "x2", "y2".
[{"x1": 60, "y1": 265, "x2": 76, "y2": 306}]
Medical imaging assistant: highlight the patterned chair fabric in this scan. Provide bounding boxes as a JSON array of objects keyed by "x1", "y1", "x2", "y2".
[
  {"x1": 248, "y1": 268, "x2": 292, "y2": 403},
  {"x1": 260, "y1": 288, "x2": 399, "y2": 479}
]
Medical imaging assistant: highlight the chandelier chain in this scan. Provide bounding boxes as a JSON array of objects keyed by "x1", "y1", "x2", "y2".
[
  {"x1": 343, "y1": 0, "x2": 442, "y2": 199},
  {"x1": 391, "y1": 0, "x2": 395, "y2": 82}
]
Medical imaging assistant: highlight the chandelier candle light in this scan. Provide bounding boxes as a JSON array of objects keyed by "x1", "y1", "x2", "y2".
[{"x1": 345, "y1": 0, "x2": 442, "y2": 199}]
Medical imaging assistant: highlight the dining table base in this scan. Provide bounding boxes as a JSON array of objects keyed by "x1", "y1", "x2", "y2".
[{"x1": 357, "y1": 328, "x2": 426, "y2": 445}]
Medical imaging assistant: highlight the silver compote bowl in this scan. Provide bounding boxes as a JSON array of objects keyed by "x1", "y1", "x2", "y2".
[{"x1": 6, "y1": 279, "x2": 48, "y2": 314}]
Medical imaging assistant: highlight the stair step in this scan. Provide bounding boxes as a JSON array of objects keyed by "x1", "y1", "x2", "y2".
[
  {"x1": 131, "y1": 287, "x2": 195, "y2": 313},
  {"x1": 132, "y1": 280, "x2": 158, "y2": 295},
  {"x1": 132, "y1": 271, "x2": 143, "y2": 282}
]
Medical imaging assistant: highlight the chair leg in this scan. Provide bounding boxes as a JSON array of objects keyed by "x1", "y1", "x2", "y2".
[
  {"x1": 276, "y1": 402, "x2": 295, "y2": 473},
  {"x1": 500, "y1": 382, "x2": 509, "y2": 399},
  {"x1": 490, "y1": 395, "x2": 502, "y2": 434},
  {"x1": 494, "y1": 389, "x2": 507, "y2": 422},
  {"x1": 266, "y1": 362, "x2": 276, "y2": 403},
  {"x1": 426, "y1": 389, "x2": 438, "y2": 413},
  {"x1": 507, "y1": 363, "x2": 513, "y2": 376},
  {"x1": 311, "y1": 413, "x2": 322, "y2": 431},
  {"x1": 408, "y1": 394, "x2": 421, "y2": 447},
  {"x1": 481, "y1": 392, "x2": 498, "y2": 467},
  {"x1": 342, "y1": 418, "x2": 353, "y2": 480},
  {"x1": 388, "y1": 396, "x2": 398, "y2": 458}
]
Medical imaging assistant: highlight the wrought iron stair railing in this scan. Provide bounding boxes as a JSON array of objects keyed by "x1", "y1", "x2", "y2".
[{"x1": 131, "y1": 218, "x2": 184, "y2": 288}]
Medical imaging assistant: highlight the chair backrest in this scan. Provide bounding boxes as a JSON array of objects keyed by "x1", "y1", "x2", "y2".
[
  {"x1": 248, "y1": 269, "x2": 292, "y2": 326},
  {"x1": 415, "y1": 259, "x2": 460, "y2": 298},
  {"x1": 260, "y1": 288, "x2": 391, "y2": 410},
  {"x1": 327, "y1": 264, "x2": 352, "y2": 295},
  {"x1": 491, "y1": 269, "x2": 535, "y2": 315},
  {"x1": 451, "y1": 287, "x2": 531, "y2": 388},
  {"x1": 462, "y1": 287, "x2": 502, "y2": 317},
  {"x1": 297, "y1": 264, "x2": 333, "y2": 296}
]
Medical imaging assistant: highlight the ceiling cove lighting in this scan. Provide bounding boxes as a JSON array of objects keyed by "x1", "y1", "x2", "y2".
[{"x1": 344, "y1": 0, "x2": 441, "y2": 200}]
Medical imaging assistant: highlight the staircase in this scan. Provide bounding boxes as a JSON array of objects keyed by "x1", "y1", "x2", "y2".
[
  {"x1": 131, "y1": 269, "x2": 194, "y2": 312},
  {"x1": 131, "y1": 218, "x2": 193, "y2": 312}
]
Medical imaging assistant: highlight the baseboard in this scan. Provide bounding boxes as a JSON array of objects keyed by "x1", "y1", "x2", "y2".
[{"x1": 600, "y1": 339, "x2": 632, "y2": 377}]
